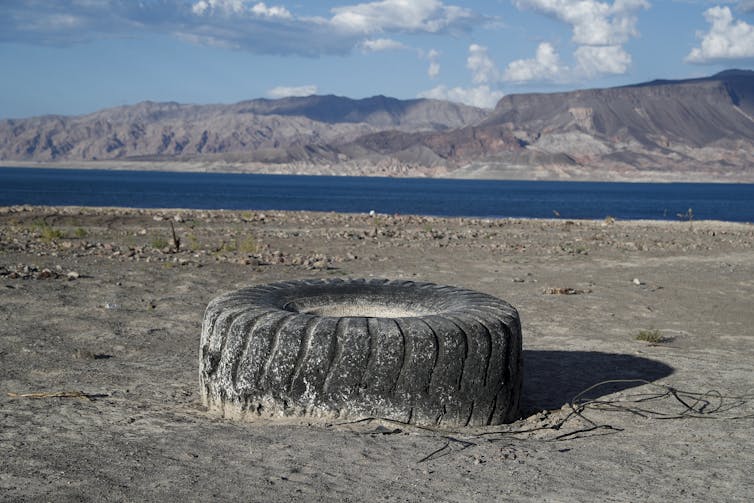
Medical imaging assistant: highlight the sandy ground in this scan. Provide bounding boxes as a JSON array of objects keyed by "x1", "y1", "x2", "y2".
[{"x1": 1, "y1": 206, "x2": 753, "y2": 502}]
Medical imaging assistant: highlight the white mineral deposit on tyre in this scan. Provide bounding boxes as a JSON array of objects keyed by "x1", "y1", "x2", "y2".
[{"x1": 199, "y1": 278, "x2": 522, "y2": 427}]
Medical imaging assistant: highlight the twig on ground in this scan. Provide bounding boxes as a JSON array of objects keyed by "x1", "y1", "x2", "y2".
[
  {"x1": 7, "y1": 391, "x2": 107, "y2": 401},
  {"x1": 338, "y1": 379, "x2": 754, "y2": 462},
  {"x1": 418, "y1": 436, "x2": 476, "y2": 463}
]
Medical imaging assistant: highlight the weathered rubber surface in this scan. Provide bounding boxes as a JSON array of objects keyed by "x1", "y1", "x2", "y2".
[{"x1": 200, "y1": 278, "x2": 522, "y2": 427}]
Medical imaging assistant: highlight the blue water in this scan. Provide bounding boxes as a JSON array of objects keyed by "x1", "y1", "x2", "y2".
[{"x1": 1, "y1": 167, "x2": 753, "y2": 222}]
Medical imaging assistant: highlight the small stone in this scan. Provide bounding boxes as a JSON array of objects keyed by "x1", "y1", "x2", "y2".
[
  {"x1": 632, "y1": 278, "x2": 643, "y2": 285},
  {"x1": 37, "y1": 269, "x2": 54, "y2": 279},
  {"x1": 66, "y1": 271, "x2": 80, "y2": 280}
]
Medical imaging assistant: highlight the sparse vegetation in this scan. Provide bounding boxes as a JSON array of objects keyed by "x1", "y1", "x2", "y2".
[
  {"x1": 74, "y1": 227, "x2": 88, "y2": 238},
  {"x1": 151, "y1": 236, "x2": 169, "y2": 249},
  {"x1": 186, "y1": 233, "x2": 200, "y2": 251},
  {"x1": 237, "y1": 236, "x2": 257, "y2": 253},
  {"x1": 219, "y1": 240, "x2": 237, "y2": 253},
  {"x1": 215, "y1": 236, "x2": 258, "y2": 254},
  {"x1": 34, "y1": 222, "x2": 64, "y2": 242},
  {"x1": 635, "y1": 328, "x2": 667, "y2": 344}
]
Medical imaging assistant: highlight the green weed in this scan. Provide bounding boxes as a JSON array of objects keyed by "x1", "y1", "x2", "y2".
[
  {"x1": 237, "y1": 236, "x2": 257, "y2": 253},
  {"x1": 39, "y1": 225, "x2": 64, "y2": 242},
  {"x1": 635, "y1": 329, "x2": 667, "y2": 344},
  {"x1": 151, "y1": 237, "x2": 169, "y2": 250}
]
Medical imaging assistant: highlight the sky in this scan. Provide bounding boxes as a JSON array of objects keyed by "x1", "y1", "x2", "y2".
[{"x1": 2, "y1": 0, "x2": 754, "y2": 119}]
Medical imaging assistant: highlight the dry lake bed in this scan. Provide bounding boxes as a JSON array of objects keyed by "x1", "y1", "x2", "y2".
[{"x1": 1, "y1": 206, "x2": 753, "y2": 502}]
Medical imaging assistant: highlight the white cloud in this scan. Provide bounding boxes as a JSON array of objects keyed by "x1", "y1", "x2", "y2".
[
  {"x1": 192, "y1": 1, "x2": 209, "y2": 15},
  {"x1": 503, "y1": 42, "x2": 567, "y2": 82},
  {"x1": 427, "y1": 48, "x2": 440, "y2": 78},
  {"x1": 428, "y1": 61, "x2": 441, "y2": 78},
  {"x1": 251, "y1": 2, "x2": 292, "y2": 19},
  {"x1": 191, "y1": 0, "x2": 292, "y2": 18},
  {"x1": 267, "y1": 85, "x2": 318, "y2": 98},
  {"x1": 420, "y1": 44, "x2": 503, "y2": 107},
  {"x1": 507, "y1": 0, "x2": 648, "y2": 81},
  {"x1": 419, "y1": 84, "x2": 503, "y2": 108},
  {"x1": 330, "y1": 0, "x2": 477, "y2": 35},
  {"x1": 513, "y1": 0, "x2": 649, "y2": 46},
  {"x1": 686, "y1": 6, "x2": 754, "y2": 63},
  {"x1": 575, "y1": 44, "x2": 631, "y2": 75},
  {"x1": 467, "y1": 44, "x2": 500, "y2": 84},
  {"x1": 192, "y1": 0, "x2": 247, "y2": 16},
  {"x1": 359, "y1": 38, "x2": 407, "y2": 52}
]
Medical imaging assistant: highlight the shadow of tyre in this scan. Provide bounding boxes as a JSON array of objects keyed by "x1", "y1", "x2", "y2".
[
  {"x1": 521, "y1": 350, "x2": 674, "y2": 413},
  {"x1": 200, "y1": 278, "x2": 522, "y2": 427}
]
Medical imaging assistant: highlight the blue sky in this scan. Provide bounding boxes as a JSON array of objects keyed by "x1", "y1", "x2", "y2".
[{"x1": 2, "y1": 0, "x2": 754, "y2": 118}]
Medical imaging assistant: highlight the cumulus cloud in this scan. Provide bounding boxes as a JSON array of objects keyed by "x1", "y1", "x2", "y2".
[
  {"x1": 467, "y1": 44, "x2": 500, "y2": 84},
  {"x1": 686, "y1": 6, "x2": 754, "y2": 63},
  {"x1": 575, "y1": 44, "x2": 631, "y2": 75},
  {"x1": 359, "y1": 38, "x2": 407, "y2": 52},
  {"x1": 418, "y1": 44, "x2": 503, "y2": 107},
  {"x1": 0, "y1": 0, "x2": 481, "y2": 57},
  {"x1": 419, "y1": 84, "x2": 503, "y2": 108},
  {"x1": 513, "y1": 0, "x2": 649, "y2": 46},
  {"x1": 507, "y1": 0, "x2": 648, "y2": 81},
  {"x1": 267, "y1": 84, "x2": 318, "y2": 98},
  {"x1": 503, "y1": 42, "x2": 568, "y2": 82},
  {"x1": 427, "y1": 49, "x2": 441, "y2": 78}
]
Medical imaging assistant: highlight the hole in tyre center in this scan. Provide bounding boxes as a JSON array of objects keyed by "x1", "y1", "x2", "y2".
[{"x1": 282, "y1": 293, "x2": 439, "y2": 318}]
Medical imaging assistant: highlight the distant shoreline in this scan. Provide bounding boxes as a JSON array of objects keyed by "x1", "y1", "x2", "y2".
[{"x1": 2, "y1": 160, "x2": 753, "y2": 184}]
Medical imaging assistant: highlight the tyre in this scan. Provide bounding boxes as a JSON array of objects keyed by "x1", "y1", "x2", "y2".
[{"x1": 200, "y1": 278, "x2": 522, "y2": 427}]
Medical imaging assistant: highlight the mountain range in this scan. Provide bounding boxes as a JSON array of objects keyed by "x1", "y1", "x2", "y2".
[{"x1": 2, "y1": 70, "x2": 754, "y2": 182}]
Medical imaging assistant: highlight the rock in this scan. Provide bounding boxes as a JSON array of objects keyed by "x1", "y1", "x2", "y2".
[{"x1": 37, "y1": 269, "x2": 54, "y2": 279}]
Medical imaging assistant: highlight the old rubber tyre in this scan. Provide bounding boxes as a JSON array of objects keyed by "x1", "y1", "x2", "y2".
[{"x1": 200, "y1": 278, "x2": 522, "y2": 427}]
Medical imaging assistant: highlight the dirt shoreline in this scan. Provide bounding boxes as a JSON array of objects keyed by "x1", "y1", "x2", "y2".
[
  {"x1": 4, "y1": 160, "x2": 754, "y2": 183},
  {"x1": 2, "y1": 205, "x2": 753, "y2": 501}
]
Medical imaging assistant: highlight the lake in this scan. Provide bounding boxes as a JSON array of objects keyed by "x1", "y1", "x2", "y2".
[{"x1": 1, "y1": 167, "x2": 753, "y2": 222}]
